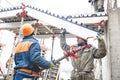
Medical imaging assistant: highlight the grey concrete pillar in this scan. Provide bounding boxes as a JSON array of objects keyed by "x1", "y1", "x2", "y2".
[{"x1": 107, "y1": 8, "x2": 120, "y2": 80}]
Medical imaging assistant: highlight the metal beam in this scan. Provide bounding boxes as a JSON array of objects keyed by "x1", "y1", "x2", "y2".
[
  {"x1": 0, "y1": 21, "x2": 36, "y2": 28},
  {"x1": 43, "y1": 25, "x2": 53, "y2": 33},
  {"x1": 0, "y1": 9, "x2": 21, "y2": 19},
  {"x1": 26, "y1": 7, "x2": 97, "y2": 39},
  {"x1": 35, "y1": 33, "x2": 75, "y2": 38},
  {"x1": 70, "y1": 16, "x2": 108, "y2": 24}
]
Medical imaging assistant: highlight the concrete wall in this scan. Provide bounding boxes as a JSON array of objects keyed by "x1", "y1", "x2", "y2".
[{"x1": 107, "y1": 8, "x2": 120, "y2": 80}]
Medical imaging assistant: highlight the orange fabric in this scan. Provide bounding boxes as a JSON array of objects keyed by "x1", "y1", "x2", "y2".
[
  {"x1": 70, "y1": 45, "x2": 80, "y2": 59},
  {"x1": 70, "y1": 45, "x2": 90, "y2": 59},
  {"x1": 17, "y1": 68, "x2": 42, "y2": 76},
  {"x1": 63, "y1": 45, "x2": 90, "y2": 60},
  {"x1": 15, "y1": 42, "x2": 32, "y2": 53}
]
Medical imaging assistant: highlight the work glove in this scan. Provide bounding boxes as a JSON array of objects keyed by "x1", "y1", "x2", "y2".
[
  {"x1": 60, "y1": 28, "x2": 67, "y2": 35},
  {"x1": 96, "y1": 29, "x2": 104, "y2": 41},
  {"x1": 97, "y1": 34, "x2": 103, "y2": 41},
  {"x1": 50, "y1": 62, "x2": 55, "y2": 69}
]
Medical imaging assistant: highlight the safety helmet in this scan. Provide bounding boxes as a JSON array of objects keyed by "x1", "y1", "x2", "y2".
[{"x1": 21, "y1": 23, "x2": 34, "y2": 36}]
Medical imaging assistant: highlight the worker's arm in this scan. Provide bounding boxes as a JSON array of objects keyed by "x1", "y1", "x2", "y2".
[
  {"x1": 60, "y1": 32, "x2": 70, "y2": 51},
  {"x1": 30, "y1": 42, "x2": 51, "y2": 69},
  {"x1": 92, "y1": 39, "x2": 106, "y2": 58}
]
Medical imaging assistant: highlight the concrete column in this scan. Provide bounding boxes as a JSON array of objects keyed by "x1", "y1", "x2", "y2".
[{"x1": 107, "y1": 8, "x2": 120, "y2": 80}]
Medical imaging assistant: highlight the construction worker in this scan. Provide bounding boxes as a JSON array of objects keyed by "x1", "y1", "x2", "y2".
[
  {"x1": 13, "y1": 23, "x2": 55, "y2": 80},
  {"x1": 60, "y1": 29, "x2": 106, "y2": 80},
  {"x1": 88, "y1": 0, "x2": 104, "y2": 12}
]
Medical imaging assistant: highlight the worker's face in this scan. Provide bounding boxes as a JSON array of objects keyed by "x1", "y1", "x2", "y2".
[{"x1": 77, "y1": 37, "x2": 85, "y2": 44}]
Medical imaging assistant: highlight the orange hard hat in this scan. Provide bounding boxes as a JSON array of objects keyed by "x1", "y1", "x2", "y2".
[{"x1": 21, "y1": 23, "x2": 34, "y2": 36}]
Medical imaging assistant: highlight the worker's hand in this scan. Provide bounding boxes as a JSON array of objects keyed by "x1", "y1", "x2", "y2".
[
  {"x1": 50, "y1": 62, "x2": 55, "y2": 69},
  {"x1": 98, "y1": 29, "x2": 104, "y2": 35},
  {"x1": 96, "y1": 29, "x2": 104, "y2": 40},
  {"x1": 60, "y1": 28, "x2": 67, "y2": 35},
  {"x1": 97, "y1": 34, "x2": 104, "y2": 41}
]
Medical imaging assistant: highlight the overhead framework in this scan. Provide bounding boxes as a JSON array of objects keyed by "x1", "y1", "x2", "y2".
[
  {"x1": 62, "y1": 12, "x2": 108, "y2": 24},
  {"x1": 0, "y1": 5, "x2": 108, "y2": 39}
]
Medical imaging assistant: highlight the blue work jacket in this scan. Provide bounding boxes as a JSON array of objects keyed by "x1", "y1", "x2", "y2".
[{"x1": 14, "y1": 36, "x2": 51, "y2": 72}]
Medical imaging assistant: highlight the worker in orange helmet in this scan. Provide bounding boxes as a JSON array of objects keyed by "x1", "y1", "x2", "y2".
[
  {"x1": 13, "y1": 23, "x2": 55, "y2": 80},
  {"x1": 60, "y1": 28, "x2": 106, "y2": 80}
]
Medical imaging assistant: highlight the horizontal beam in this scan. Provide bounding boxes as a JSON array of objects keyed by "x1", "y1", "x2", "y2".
[
  {"x1": 70, "y1": 16, "x2": 108, "y2": 24},
  {"x1": 26, "y1": 7, "x2": 97, "y2": 39},
  {"x1": 35, "y1": 33, "x2": 75, "y2": 38},
  {"x1": 0, "y1": 21, "x2": 36, "y2": 28},
  {"x1": 0, "y1": 9, "x2": 21, "y2": 19}
]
